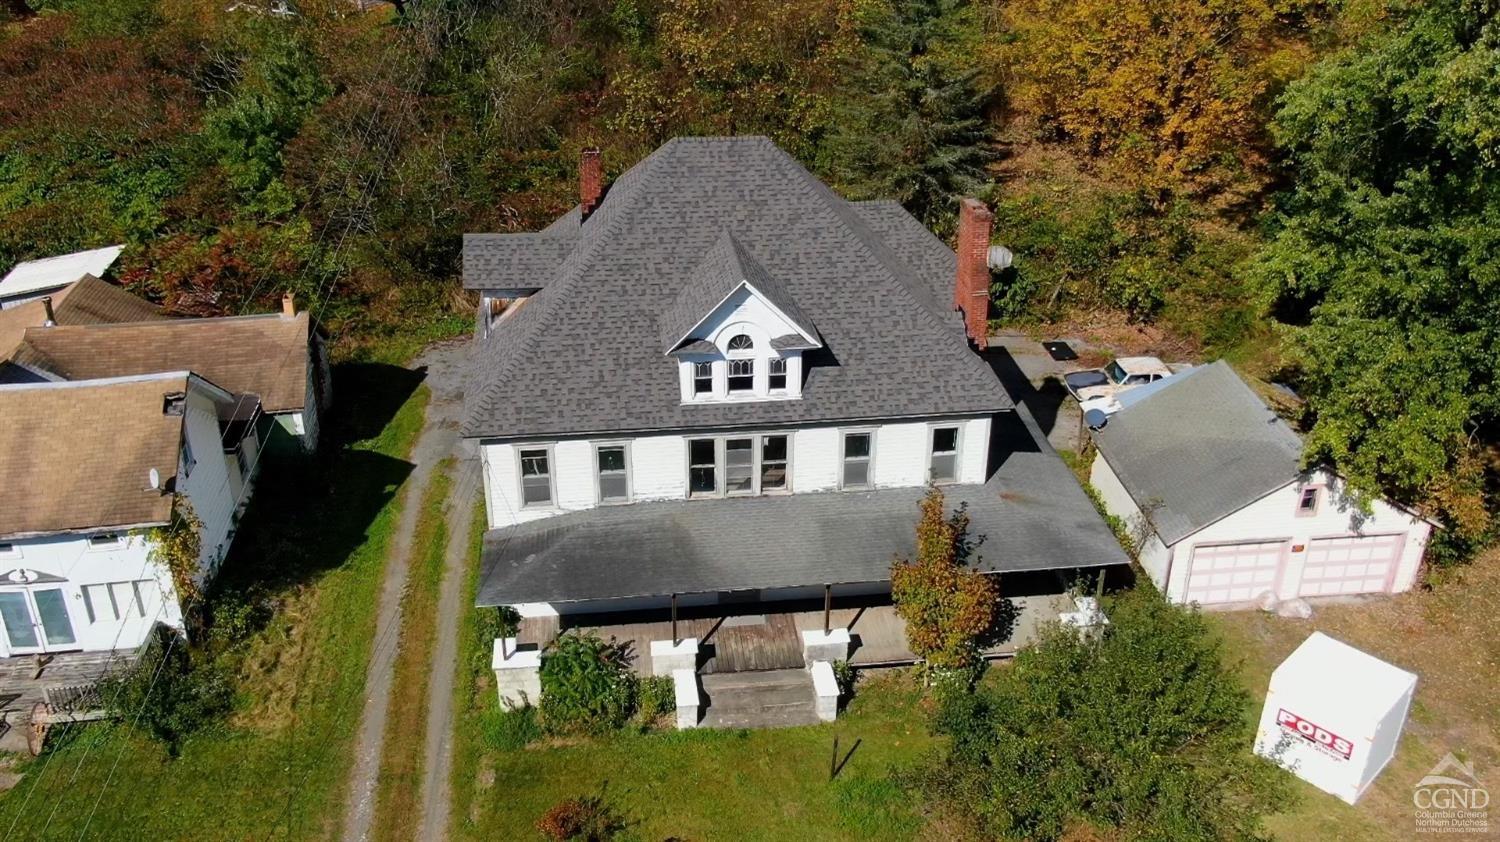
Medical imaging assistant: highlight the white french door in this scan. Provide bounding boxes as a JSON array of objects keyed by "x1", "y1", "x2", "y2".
[{"x1": 0, "y1": 587, "x2": 78, "y2": 655}]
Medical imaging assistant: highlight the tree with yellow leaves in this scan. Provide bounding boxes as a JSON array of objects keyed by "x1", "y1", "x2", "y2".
[{"x1": 891, "y1": 486, "x2": 998, "y2": 672}]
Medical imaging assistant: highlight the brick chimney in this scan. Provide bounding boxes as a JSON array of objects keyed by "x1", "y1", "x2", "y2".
[
  {"x1": 954, "y1": 198, "x2": 993, "y2": 350},
  {"x1": 282, "y1": 293, "x2": 296, "y2": 318},
  {"x1": 580, "y1": 148, "x2": 603, "y2": 218}
]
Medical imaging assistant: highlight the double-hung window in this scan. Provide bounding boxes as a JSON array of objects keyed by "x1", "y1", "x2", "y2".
[
  {"x1": 693, "y1": 362, "x2": 713, "y2": 396},
  {"x1": 688, "y1": 439, "x2": 718, "y2": 497},
  {"x1": 687, "y1": 434, "x2": 791, "y2": 497},
  {"x1": 761, "y1": 435, "x2": 788, "y2": 491},
  {"x1": 930, "y1": 426, "x2": 959, "y2": 483},
  {"x1": 518, "y1": 448, "x2": 553, "y2": 507},
  {"x1": 596, "y1": 445, "x2": 629, "y2": 503},
  {"x1": 842, "y1": 432, "x2": 872, "y2": 489},
  {"x1": 768, "y1": 358, "x2": 787, "y2": 391},
  {"x1": 725, "y1": 438, "x2": 755, "y2": 495}
]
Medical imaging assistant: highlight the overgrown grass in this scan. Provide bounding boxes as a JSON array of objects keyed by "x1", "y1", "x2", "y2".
[
  {"x1": 369, "y1": 458, "x2": 454, "y2": 842},
  {"x1": 447, "y1": 545, "x2": 939, "y2": 842},
  {"x1": 1206, "y1": 547, "x2": 1500, "y2": 842},
  {"x1": 0, "y1": 380, "x2": 431, "y2": 841}
]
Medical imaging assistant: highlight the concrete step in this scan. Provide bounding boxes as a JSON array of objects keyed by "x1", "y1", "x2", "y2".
[{"x1": 699, "y1": 669, "x2": 819, "y2": 729}]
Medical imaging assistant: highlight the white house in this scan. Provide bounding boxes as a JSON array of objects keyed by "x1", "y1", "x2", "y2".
[
  {"x1": 0, "y1": 245, "x2": 124, "y2": 309},
  {"x1": 1089, "y1": 361, "x2": 1435, "y2": 607},
  {"x1": 0, "y1": 372, "x2": 258, "y2": 657},
  {"x1": 463, "y1": 137, "x2": 1131, "y2": 621}
]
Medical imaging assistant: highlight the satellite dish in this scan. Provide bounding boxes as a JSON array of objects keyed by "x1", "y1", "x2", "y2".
[
  {"x1": 1084, "y1": 409, "x2": 1109, "y2": 429},
  {"x1": 148, "y1": 468, "x2": 161, "y2": 490},
  {"x1": 987, "y1": 244, "x2": 1014, "y2": 271}
]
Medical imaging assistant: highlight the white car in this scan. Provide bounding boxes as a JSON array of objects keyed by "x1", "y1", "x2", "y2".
[{"x1": 1063, "y1": 356, "x2": 1181, "y2": 416}]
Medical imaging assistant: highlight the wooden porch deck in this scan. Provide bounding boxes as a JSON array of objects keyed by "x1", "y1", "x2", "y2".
[
  {"x1": 518, "y1": 593, "x2": 1074, "y2": 676},
  {"x1": 0, "y1": 650, "x2": 133, "y2": 751}
]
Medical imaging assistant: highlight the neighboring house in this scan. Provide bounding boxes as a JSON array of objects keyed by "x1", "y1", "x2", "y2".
[
  {"x1": 5, "y1": 295, "x2": 329, "y2": 452},
  {"x1": 464, "y1": 137, "x2": 1129, "y2": 621},
  {"x1": 0, "y1": 372, "x2": 256, "y2": 657},
  {"x1": 1089, "y1": 361, "x2": 1435, "y2": 607},
  {"x1": 0, "y1": 275, "x2": 165, "y2": 383},
  {"x1": 0, "y1": 245, "x2": 124, "y2": 309}
]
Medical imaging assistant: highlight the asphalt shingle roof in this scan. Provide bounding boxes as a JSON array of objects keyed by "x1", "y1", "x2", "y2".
[
  {"x1": 1092, "y1": 360, "x2": 1307, "y2": 544},
  {"x1": 0, "y1": 275, "x2": 164, "y2": 362},
  {"x1": 462, "y1": 232, "x2": 577, "y2": 290},
  {"x1": 477, "y1": 404, "x2": 1130, "y2": 605},
  {"x1": 659, "y1": 230, "x2": 820, "y2": 352},
  {"x1": 0, "y1": 373, "x2": 205, "y2": 538},
  {"x1": 462, "y1": 137, "x2": 1011, "y2": 439},
  {"x1": 12, "y1": 312, "x2": 313, "y2": 413}
]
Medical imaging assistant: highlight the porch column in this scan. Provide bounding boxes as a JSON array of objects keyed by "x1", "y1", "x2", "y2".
[{"x1": 492, "y1": 637, "x2": 542, "y2": 709}]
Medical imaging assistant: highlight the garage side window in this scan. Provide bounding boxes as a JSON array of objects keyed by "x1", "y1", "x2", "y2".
[{"x1": 1296, "y1": 486, "x2": 1320, "y2": 517}]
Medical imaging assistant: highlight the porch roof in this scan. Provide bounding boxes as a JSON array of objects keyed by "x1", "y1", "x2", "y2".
[{"x1": 477, "y1": 408, "x2": 1130, "y2": 607}]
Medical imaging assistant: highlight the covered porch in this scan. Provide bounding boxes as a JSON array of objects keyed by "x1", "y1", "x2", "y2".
[{"x1": 517, "y1": 574, "x2": 1090, "y2": 675}]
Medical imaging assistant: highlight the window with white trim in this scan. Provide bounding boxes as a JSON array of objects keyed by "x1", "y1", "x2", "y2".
[
  {"x1": 842, "y1": 432, "x2": 872, "y2": 489},
  {"x1": 930, "y1": 426, "x2": 959, "y2": 483},
  {"x1": 761, "y1": 435, "x2": 788, "y2": 490},
  {"x1": 81, "y1": 580, "x2": 154, "y2": 624},
  {"x1": 727, "y1": 358, "x2": 754, "y2": 393},
  {"x1": 688, "y1": 438, "x2": 717, "y2": 497},
  {"x1": 88, "y1": 533, "x2": 124, "y2": 550},
  {"x1": 1297, "y1": 487, "x2": 1319, "y2": 516},
  {"x1": 596, "y1": 445, "x2": 629, "y2": 503},
  {"x1": 692, "y1": 362, "x2": 713, "y2": 396},
  {"x1": 727, "y1": 334, "x2": 753, "y2": 351},
  {"x1": 725, "y1": 438, "x2": 755, "y2": 495},
  {"x1": 768, "y1": 357, "x2": 787, "y2": 391},
  {"x1": 181, "y1": 438, "x2": 196, "y2": 479},
  {"x1": 518, "y1": 448, "x2": 553, "y2": 507}
]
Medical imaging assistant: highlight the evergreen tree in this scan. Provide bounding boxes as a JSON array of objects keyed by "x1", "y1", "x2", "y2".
[{"x1": 820, "y1": 0, "x2": 996, "y2": 233}]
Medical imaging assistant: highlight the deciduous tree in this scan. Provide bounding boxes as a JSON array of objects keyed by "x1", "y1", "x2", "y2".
[{"x1": 890, "y1": 486, "x2": 997, "y2": 671}]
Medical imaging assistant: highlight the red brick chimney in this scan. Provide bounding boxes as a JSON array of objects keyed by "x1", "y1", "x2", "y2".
[
  {"x1": 954, "y1": 197, "x2": 993, "y2": 350},
  {"x1": 580, "y1": 148, "x2": 603, "y2": 218}
]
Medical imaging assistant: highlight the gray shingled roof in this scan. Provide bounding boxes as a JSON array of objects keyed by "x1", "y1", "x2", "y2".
[
  {"x1": 659, "y1": 230, "x2": 820, "y2": 352},
  {"x1": 477, "y1": 404, "x2": 1130, "y2": 605},
  {"x1": 462, "y1": 232, "x2": 577, "y2": 290},
  {"x1": 462, "y1": 137, "x2": 1011, "y2": 439},
  {"x1": 1092, "y1": 360, "x2": 1307, "y2": 545}
]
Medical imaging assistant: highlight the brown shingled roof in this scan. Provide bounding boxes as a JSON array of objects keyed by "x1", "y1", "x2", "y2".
[
  {"x1": 0, "y1": 374, "x2": 198, "y2": 538},
  {"x1": 13, "y1": 312, "x2": 311, "y2": 413},
  {"x1": 0, "y1": 275, "x2": 164, "y2": 361}
]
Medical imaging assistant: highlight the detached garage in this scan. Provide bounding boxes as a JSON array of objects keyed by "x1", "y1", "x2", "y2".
[{"x1": 1088, "y1": 361, "x2": 1434, "y2": 608}]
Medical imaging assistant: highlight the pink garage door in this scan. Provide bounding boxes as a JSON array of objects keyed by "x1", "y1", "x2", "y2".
[
  {"x1": 1298, "y1": 534, "x2": 1404, "y2": 597},
  {"x1": 1184, "y1": 540, "x2": 1287, "y2": 605}
]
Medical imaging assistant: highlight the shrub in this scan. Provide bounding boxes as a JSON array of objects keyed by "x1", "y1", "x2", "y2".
[
  {"x1": 634, "y1": 675, "x2": 675, "y2": 726},
  {"x1": 924, "y1": 589, "x2": 1288, "y2": 839},
  {"x1": 831, "y1": 660, "x2": 857, "y2": 697},
  {"x1": 536, "y1": 793, "x2": 627, "y2": 841},
  {"x1": 890, "y1": 487, "x2": 998, "y2": 673},
  {"x1": 100, "y1": 624, "x2": 233, "y2": 757},
  {"x1": 538, "y1": 631, "x2": 638, "y2": 735}
]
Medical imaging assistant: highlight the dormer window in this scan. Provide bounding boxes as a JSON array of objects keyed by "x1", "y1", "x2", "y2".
[
  {"x1": 727, "y1": 334, "x2": 753, "y2": 351},
  {"x1": 727, "y1": 359, "x2": 755, "y2": 393},
  {"x1": 693, "y1": 362, "x2": 713, "y2": 396},
  {"x1": 768, "y1": 357, "x2": 787, "y2": 391}
]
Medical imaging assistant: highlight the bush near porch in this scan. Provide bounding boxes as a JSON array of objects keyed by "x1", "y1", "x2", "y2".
[{"x1": 0, "y1": 368, "x2": 430, "y2": 840}]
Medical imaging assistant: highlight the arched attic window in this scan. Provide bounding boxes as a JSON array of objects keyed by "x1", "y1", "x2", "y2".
[{"x1": 725, "y1": 334, "x2": 755, "y2": 392}]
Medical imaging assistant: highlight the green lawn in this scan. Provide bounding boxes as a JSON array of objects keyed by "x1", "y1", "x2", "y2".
[
  {"x1": 447, "y1": 522, "x2": 939, "y2": 842},
  {"x1": 0, "y1": 373, "x2": 431, "y2": 841}
]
